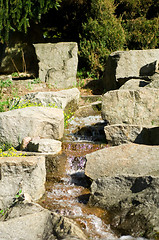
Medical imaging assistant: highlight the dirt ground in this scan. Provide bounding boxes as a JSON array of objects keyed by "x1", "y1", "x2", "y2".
[{"x1": 0, "y1": 74, "x2": 104, "y2": 107}]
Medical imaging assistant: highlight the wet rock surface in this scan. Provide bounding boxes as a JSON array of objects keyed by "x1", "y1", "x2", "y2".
[
  {"x1": 86, "y1": 143, "x2": 159, "y2": 238},
  {"x1": 89, "y1": 175, "x2": 159, "y2": 239}
]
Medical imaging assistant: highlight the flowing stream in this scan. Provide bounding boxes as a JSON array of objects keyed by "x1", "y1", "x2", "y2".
[{"x1": 39, "y1": 115, "x2": 146, "y2": 240}]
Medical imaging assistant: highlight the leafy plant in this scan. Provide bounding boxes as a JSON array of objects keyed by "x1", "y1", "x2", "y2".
[
  {"x1": 31, "y1": 78, "x2": 41, "y2": 84},
  {"x1": 0, "y1": 0, "x2": 62, "y2": 43},
  {"x1": 13, "y1": 189, "x2": 24, "y2": 203},
  {"x1": 9, "y1": 99, "x2": 58, "y2": 111},
  {"x1": 0, "y1": 99, "x2": 10, "y2": 112},
  {"x1": 11, "y1": 72, "x2": 19, "y2": 78},
  {"x1": 123, "y1": 17, "x2": 159, "y2": 50},
  {"x1": 0, "y1": 209, "x2": 4, "y2": 216},
  {"x1": 0, "y1": 142, "x2": 13, "y2": 152},
  {"x1": 0, "y1": 79, "x2": 13, "y2": 99},
  {"x1": 0, "y1": 146, "x2": 26, "y2": 157},
  {"x1": 77, "y1": 79, "x2": 85, "y2": 88},
  {"x1": 0, "y1": 189, "x2": 24, "y2": 220},
  {"x1": 79, "y1": 0, "x2": 125, "y2": 77},
  {"x1": 64, "y1": 108, "x2": 74, "y2": 128}
]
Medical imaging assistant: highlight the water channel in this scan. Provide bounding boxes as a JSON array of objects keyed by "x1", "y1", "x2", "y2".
[{"x1": 39, "y1": 115, "x2": 146, "y2": 240}]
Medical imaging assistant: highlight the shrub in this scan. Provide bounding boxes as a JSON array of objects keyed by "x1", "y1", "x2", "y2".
[
  {"x1": 115, "y1": 0, "x2": 159, "y2": 50},
  {"x1": 79, "y1": 0, "x2": 126, "y2": 77},
  {"x1": 123, "y1": 17, "x2": 159, "y2": 49}
]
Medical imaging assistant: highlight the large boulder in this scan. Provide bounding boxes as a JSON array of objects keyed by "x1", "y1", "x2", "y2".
[
  {"x1": 85, "y1": 143, "x2": 159, "y2": 180},
  {"x1": 85, "y1": 143, "x2": 159, "y2": 238},
  {"x1": 0, "y1": 107, "x2": 64, "y2": 148},
  {"x1": 11, "y1": 88, "x2": 80, "y2": 111},
  {"x1": 0, "y1": 202, "x2": 87, "y2": 240},
  {"x1": 33, "y1": 42, "x2": 78, "y2": 89},
  {"x1": 0, "y1": 156, "x2": 46, "y2": 209},
  {"x1": 104, "y1": 125, "x2": 159, "y2": 146},
  {"x1": 119, "y1": 79, "x2": 149, "y2": 90},
  {"x1": 101, "y1": 88, "x2": 159, "y2": 125},
  {"x1": 90, "y1": 175, "x2": 159, "y2": 239},
  {"x1": 102, "y1": 49, "x2": 159, "y2": 91}
]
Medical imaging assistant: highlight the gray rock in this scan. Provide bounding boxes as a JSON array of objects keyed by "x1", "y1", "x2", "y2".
[
  {"x1": 0, "y1": 107, "x2": 64, "y2": 148},
  {"x1": 119, "y1": 79, "x2": 149, "y2": 90},
  {"x1": 74, "y1": 101, "x2": 101, "y2": 117},
  {"x1": 0, "y1": 156, "x2": 46, "y2": 209},
  {"x1": 89, "y1": 175, "x2": 159, "y2": 239},
  {"x1": 87, "y1": 143, "x2": 159, "y2": 238},
  {"x1": 11, "y1": 88, "x2": 80, "y2": 111},
  {"x1": 145, "y1": 79, "x2": 159, "y2": 89},
  {"x1": 51, "y1": 211, "x2": 87, "y2": 240},
  {"x1": 104, "y1": 124, "x2": 159, "y2": 146},
  {"x1": 0, "y1": 202, "x2": 87, "y2": 240},
  {"x1": 27, "y1": 138, "x2": 62, "y2": 154},
  {"x1": 34, "y1": 42, "x2": 78, "y2": 89},
  {"x1": 101, "y1": 88, "x2": 159, "y2": 125},
  {"x1": 102, "y1": 49, "x2": 159, "y2": 91},
  {"x1": 148, "y1": 72, "x2": 159, "y2": 81},
  {"x1": 85, "y1": 143, "x2": 159, "y2": 180}
]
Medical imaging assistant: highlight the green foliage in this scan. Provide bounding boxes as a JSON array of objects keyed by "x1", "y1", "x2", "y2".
[
  {"x1": 0, "y1": 146, "x2": 27, "y2": 157},
  {"x1": 31, "y1": 78, "x2": 41, "y2": 84},
  {"x1": 79, "y1": 0, "x2": 125, "y2": 77},
  {"x1": 0, "y1": 78, "x2": 13, "y2": 98},
  {"x1": 15, "y1": 189, "x2": 22, "y2": 199},
  {"x1": 0, "y1": 189, "x2": 24, "y2": 221},
  {"x1": 0, "y1": 78, "x2": 13, "y2": 111},
  {"x1": 115, "y1": 0, "x2": 159, "y2": 50},
  {"x1": 0, "y1": 99, "x2": 10, "y2": 112},
  {"x1": 9, "y1": 99, "x2": 58, "y2": 111},
  {"x1": 0, "y1": 0, "x2": 61, "y2": 43},
  {"x1": 123, "y1": 17, "x2": 159, "y2": 49},
  {"x1": 64, "y1": 108, "x2": 74, "y2": 128},
  {"x1": 0, "y1": 209, "x2": 4, "y2": 216},
  {"x1": 11, "y1": 72, "x2": 19, "y2": 77},
  {"x1": 0, "y1": 142, "x2": 12, "y2": 152},
  {"x1": 115, "y1": 0, "x2": 159, "y2": 20}
]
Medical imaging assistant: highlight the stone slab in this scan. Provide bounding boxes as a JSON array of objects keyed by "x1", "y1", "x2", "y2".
[
  {"x1": 85, "y1": 143, "x2": 159, "y2": 180},
  {"x1": 0, "y1": 106, "x2": 64, "y2": 148},
  {"x1": 27, "y1": 138, "x2": 62, "y2": 154},
  {"x1": 0, "y1": 156, "x2": 46, "y2": 209},
  {"x1": 104, "y1": 124, "x2": 159, "y2": 145},
  {"x1": 101, "y1": 88, "x2": 159, "y2": 125},
  {"x1": 34, "y1": 42, "x2": 78, "y2": 89},
  {"x1": 102, "y1": 49, "x2": 159, "y2": 91}
]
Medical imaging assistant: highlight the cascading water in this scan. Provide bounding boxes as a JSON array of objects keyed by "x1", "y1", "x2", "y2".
[{"x1": 40, "y1": 115, "x2": 147, "y2": 240}]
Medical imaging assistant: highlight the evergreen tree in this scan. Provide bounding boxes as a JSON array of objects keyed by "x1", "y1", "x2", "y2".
[{"x1": 0, "y1": 0, "x2": 61, "y2": 43}]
